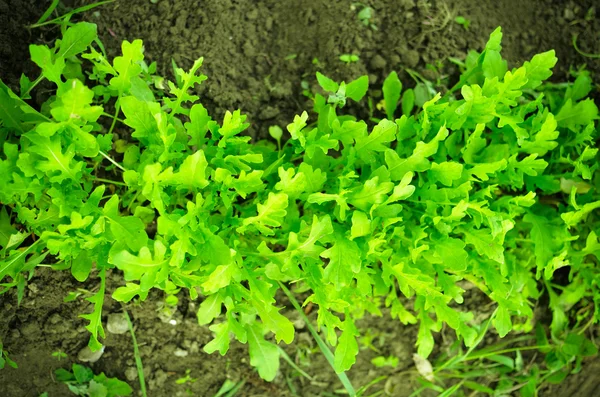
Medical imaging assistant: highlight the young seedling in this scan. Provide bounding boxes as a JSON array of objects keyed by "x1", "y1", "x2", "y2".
[
  {"x1": 454, "y1": 15, "x2": 471, "y2": 30},
  {"x1": 0, "y1": 339, "x2": 17, "y2": 369},
  {"x1": 55, "y1": 363, "x2": 132, "y2": 396},
  {"x1": 52, "y1": 351, "x2": 68, "y2": 361},
  {"x1": 340, "y1": 54, "x2": 360, "y2": 64},
  {"x1": 352, "y1": 3, "x2": 377, "y2": 30}
]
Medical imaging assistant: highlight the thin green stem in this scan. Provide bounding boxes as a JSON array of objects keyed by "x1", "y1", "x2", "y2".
[
  {"x1": 23, "y1": 75, "x2": 45, "y2": 98},
  {"x1": 572, "y1": 34, "x2": 600, "y2": 59},
  {"x1": 278, "y1": 281, "x2": 356, "y2": 397},
  {"x1": 102, "y1": 112, "x2": 125, "y2": 123},
  {"x1": 107, "y1": 101, "x2": 121, "y2": 136},
  {"x1": 123, "y1": 310, "x2": 147, "y2": 397},
  {"x1": 464, "y1": 345, "x2": 550, "y2": 362},
  {"x1": 277, "y1": 346, "x2": 313, "y2": 380},
  {"x1": 98, "y1": 150, "x2": 126, "y2": 172},
  {"x1": 93, "y1": 177, "x2": 127, "y2": 187}
]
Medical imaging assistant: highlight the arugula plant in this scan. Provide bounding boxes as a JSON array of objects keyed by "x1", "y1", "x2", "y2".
[
  {"x1": 0, "y1": 22, "x2": 598, "y2": 392},
  {"x1": 55, "y1": 363, "x2": 132, "y2": 397}
]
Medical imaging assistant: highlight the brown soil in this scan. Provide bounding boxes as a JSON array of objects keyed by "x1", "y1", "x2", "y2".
[{"x1": 0, "y1": 0, "x2": 599, "y2": 396}]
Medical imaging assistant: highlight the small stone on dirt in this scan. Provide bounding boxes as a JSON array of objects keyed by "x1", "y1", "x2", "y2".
[
  {"x1": 107, "y1": 313, "x2": 129, "y2": 335},
  {"x1": 20, "y1": 321, "x2": 38, "y2": 337},
  {"x1": 125, "y1": 367, "x2": 138, "y2": 382},
  {"x1": 401, "y1": 49, "x2": 420, "y2": 68},
  {"x1": 370, "y1": 54, "x2": 387, "y2": 69},
  {"x1": 78, "y1": 345, "x2": 105, "y2": 363},
  {"x1": 48, "y1": 313, "x2": 63, "y2": 324},
  {"x1": 174, "y1": 348, "x2": 189, "y2": 357},
  {"x1": 259, "y1": 106, "x2": 280, "y2": 120}
]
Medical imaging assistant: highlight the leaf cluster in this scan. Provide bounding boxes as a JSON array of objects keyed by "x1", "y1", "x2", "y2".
[{"x1": 0, "y1": 24, "x2": 598, "y2": 387}]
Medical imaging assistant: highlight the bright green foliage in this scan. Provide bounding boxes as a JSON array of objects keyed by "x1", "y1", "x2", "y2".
[
  {"x1": 55, "y1": 363, "x2": 132, "y2": 397},
  {"x1": 0, "y1": 338, "x2": 17, "y2": 370},
  {"x1": 1, "y1": 24, "x2": 599, "y2": 389},
  {"x1": 382, "y1": 71, "x2": 402, "y2": 119}
]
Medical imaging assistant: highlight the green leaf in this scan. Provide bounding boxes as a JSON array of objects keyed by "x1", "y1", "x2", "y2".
[
  {"x1": 383, "y1": 71, "x2": 402, "y2": 119},
  {"x1": 345, "y1": 75, "x2": 369, "y2": 102},
  {"x1": 247, "y1": 323, "x2": 280, "y2": 381},
  {"x1": 355, "y1": 119, "x2": 397, "y2": 163},
  {"x1": 401, "y1": 88, "x2": 415, "y2": 116},
  {"x1": 316, "y1": 72, "x2": 339, "y2": 92},
  {"x1": 522, "y1": 50, "x2": 558, "y2": 90},
  {"x1": 555, "y1": 99, "x2": 598, "y2": 131},
  {"x1": 350, "y1": 211, "x2": 371, "y2": 239},
  {"x1": 57, "y1": 22, "x2": 97, "y2": 58},
  {"x1": 321, "y1": 234, "x2": 361, "y2": 288},
  {"x1": 434, "y1": 237, "x2": 468, "y2": 271},
  {"x1": 72, "y1": 251, "x2": 93, "y2": 282},
  {"x1": 79, "y1": 268, "x2": 106, "y2": 351},
  {"x1": 348, "y1": 176, "x2": 394, "y2": 211},
  {"x1": 492, "y1": 306, "x2": 512, "y2": 337},
  {"x1": 334, "y1": 317, "x2": 359, "y2": 373},
  {"x1": 561, "y1": 200, "x2": 600, "y2": 228},
  {"x1": 110, "y1": 40, "x2": 144, "y2": 93},
  {"x1": 204, "y1": 321, "x2": 232, "y2": 355},
  {"x1": 103, "y1": 196, "x2": 148, "y2": 252},
  {"x1": 112, "y1": 283, "x2": 148, "y2": 302},
  {"x1": 238, "y1": 192, "x2": 288, "y2": 236},
  {"x1": 120, "y1": 96, "x2": 157, "y2": 140},
  {"x1": 385, "y1": 125, "x2": 449, "y2": 180},
  {"x1": 110, "y1": 241, "x2": 167, "y2": 282},
  {"x1": 26, "y1": 135, "x2": 83, "y2": 183},
  {"x1": 168, "y1": 151, "x2": 209, "y2": 189},
  {"x1": 202, "y1": 264, "x2": 234, "y2": 294},
  {"x1": 51, "y1": 79, "x2": 103, "y2": 123},
  {"x1": 29, "y1": 45, "x2": 65, "y2": 84},
  {"x1": 429, "y1": 161, "x2": 463, "y2": 187},
  {"x1": 0, "y1": 207, "x2": 17, "y2": 249},
  {"x1": 197, "y1": 294, "x2": 223, "y2": 325},
  {"x1": 463, "y1": 228, "x2": 504, "y2": 264}
]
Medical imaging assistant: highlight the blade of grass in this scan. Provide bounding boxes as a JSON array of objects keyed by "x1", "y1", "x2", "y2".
[
  {"x1": 35, "y1": 0, "x2": 61, "y2": 25},
  {"x1": 212, "y1": 379, "x2": 246, "y2": 397},
  {"x1": 29, "y1": 0, "x2": 115, "y2": 28},
  {"x1": 278, "y1": 281, "x2": 356, "y2": 397},
  {"x1": 123, "y1": 309, "x2": 147, "y2": 397}
]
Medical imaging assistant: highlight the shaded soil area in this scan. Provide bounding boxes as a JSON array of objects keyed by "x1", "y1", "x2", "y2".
[{"x1": 1, "y1": 0, "x2": 599, "y2": 396}]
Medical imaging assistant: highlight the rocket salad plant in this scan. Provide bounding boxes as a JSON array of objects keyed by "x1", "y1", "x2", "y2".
[{"x1": 0, "y1": 21, "x2": 598, "y2": 394}]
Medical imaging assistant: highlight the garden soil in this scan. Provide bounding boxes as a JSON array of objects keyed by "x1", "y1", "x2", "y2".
[{"x1": 1, "y1": 0, "x2": 599, "y2": 396}]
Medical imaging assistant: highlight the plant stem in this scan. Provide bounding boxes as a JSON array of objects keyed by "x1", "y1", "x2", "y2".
[
  {"x1": 123, "y1": 309, "x2": 147, "y2": 397},
  {"x1": 107, "y1": 100, "x2": 121, "y2": 136},
  {"x1": 98, "y1": 150, "x2": 126, "y2": 172},
  {"x1": 277, "y1": 346, "x2": 313, "y2": 380},
  {"x1": 93, "y1": 177, "x2": 127, "y2": 187},
  {"x1": 23, "y1": 75, "x2": 45, "y2": 98},
  {"x1": 278, "y1": 281, "x2": 356, "y2": 397},
  {"x1": 102, "y1": 112, "x2": 125, "y2": 123},
  {"x1": 464, "y1": 345, "x2": 551, "y2": 362}
]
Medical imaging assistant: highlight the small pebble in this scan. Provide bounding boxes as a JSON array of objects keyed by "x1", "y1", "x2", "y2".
[
  {"x1": 370, "y1": 54, "x2": 387, "y2": 69},
  {"x1": 174, "y1": 348, "x2": 188, "y2": 357},
  {"x1": 402, "y1": 49, "x2": 420, "y2": 68},
  {"x1": 107, "y1": 313, "x2": 129, "y2": 335},
  {"x1": 125, "y1": 367, "x2": 138, "y2": 382},
  {"x1": 77, "y1": 345, "x2": 105, "y2": 363},
  {"x1": 48, "y1": 313, "x2": 63, "y2": 325}
]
